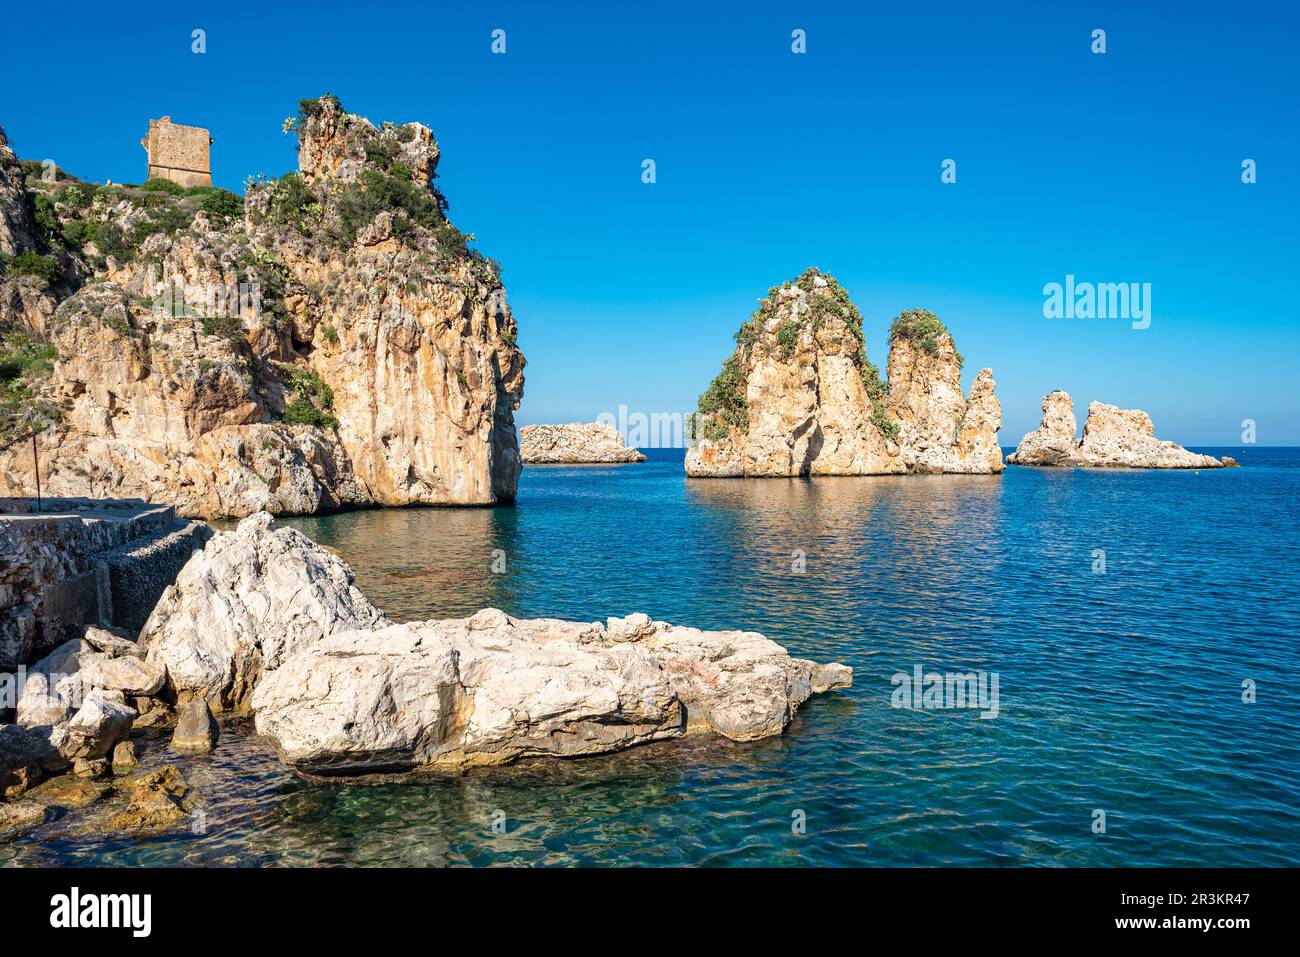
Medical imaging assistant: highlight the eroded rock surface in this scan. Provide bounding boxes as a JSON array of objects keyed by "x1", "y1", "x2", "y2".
[
  {"x1": 684, "y1": 270, "x2": 1002, "y2": 477},
  {"x1": 1009, "y1": 391, "x2": 1233, "y2": 469},
  {"x1": 139, "y1": 512, "x2": 389, "y2": 711},
  {"x1": 520, "y1": 422, "x2": 646, "y2": 464},
  {"x1": 142, "y1": 514, "x2": 851, "y2": 777},
  {"x1": 0, "y1": 94, "x2": 525, "y2": 518}
]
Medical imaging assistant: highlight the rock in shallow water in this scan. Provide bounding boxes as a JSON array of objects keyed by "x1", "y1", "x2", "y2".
[
  {"x1": 0, "y1": 800, "x2": 46, "y2": 839},
  {"x1": 140, "y1": 512, "x2": 390, "y2": 711},
  {"x1": 171, "y1": 698, "x2": 219, "y2": 754},
  {"x1": 251, "y1": 610, "x2": 851, "y2": 775},
  {"x1": 145, "y1": 515, "x2": 852, "y2": 778},
  {"x1": 106, "y1": 765, "x2": 197, "y2": 833}
]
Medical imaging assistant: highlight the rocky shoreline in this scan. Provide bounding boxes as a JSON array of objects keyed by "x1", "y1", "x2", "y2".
[
  {"x1": 520, "y1": 422, "x2": 645, "y2": 464},
  {"x1": 1, "y1": 512, "x2": 851, "y2": 837}
]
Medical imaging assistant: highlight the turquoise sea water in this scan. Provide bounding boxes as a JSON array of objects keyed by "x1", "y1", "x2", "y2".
[{"x1": 7, "y1": 448, "x2": 1299, "y2": 866}]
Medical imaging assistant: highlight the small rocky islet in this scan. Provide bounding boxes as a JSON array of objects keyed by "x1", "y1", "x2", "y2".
[
  {"x1": 1008, "y1": 389, "x2": 1237, "y2": 469},
  {"x1": 519, "y1": 422, "x2": 645, "y2": 464},
  {"x1": 684, "y1": 268, "x2": 1003, "y2": 477}
]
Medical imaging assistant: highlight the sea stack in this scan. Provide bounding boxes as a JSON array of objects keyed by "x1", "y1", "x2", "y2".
[
  {"x1": 519, "y1": 422, "x2": 645, "y2": 464},
  {"x1": 684, "y1": 268, "x2": 1003, "y2": 477},
  {"x1": 0, "y1": 95, "x2": 525, "y2": 518},
  {"x1": 1008, "y1": 391, "x2": 1236, "y2": 469}
]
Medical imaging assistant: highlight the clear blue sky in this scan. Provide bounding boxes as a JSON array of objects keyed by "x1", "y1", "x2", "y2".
[{"x1": 6, "y1": 1, "x2": 1297, "y2": 444}]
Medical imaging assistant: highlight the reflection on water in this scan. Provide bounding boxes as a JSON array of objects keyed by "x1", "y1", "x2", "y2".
[{"x1": 10, "y1": 448, "x2": 1300, "y2": 866}]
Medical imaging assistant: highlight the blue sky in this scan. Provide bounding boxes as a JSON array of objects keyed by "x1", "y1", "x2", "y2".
[{"x1": 6, "y1": 1, "x2": 1297, "y2": 443}]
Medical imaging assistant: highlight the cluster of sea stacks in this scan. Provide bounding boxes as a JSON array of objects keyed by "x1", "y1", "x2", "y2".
[
  {"x1": 1, "y1": 513, "x2": 851, "y2": 835},
  {"x1": 685, "y1": 269, "x2": 1003, "y2": 477},
  {"x1": 0, "y1": 92, "x2": 1240, "y2": 837}
]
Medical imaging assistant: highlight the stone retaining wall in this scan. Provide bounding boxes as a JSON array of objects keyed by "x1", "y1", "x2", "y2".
[{"x1": 0, "y1": 499, "x2": 210, "y2": 669}]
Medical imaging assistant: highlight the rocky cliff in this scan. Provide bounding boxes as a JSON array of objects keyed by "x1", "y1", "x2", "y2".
[
  {"x1": 0, "y1": 95, "x2": 524, "y2": 517},
  {"x1": 684, "y1": 268, "x2": 1003, "y2": 477},
  {"x1": 520, "y1": 422, "x2": 646, "y2": 464},
  {"x1": 1008, "y1": 390, "x2": 1235, "y2": 468}
]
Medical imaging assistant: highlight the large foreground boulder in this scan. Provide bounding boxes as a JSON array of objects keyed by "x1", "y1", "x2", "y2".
[
  {"x1": 252, "y1": 609, "x2": 850, "y2": 775},
  {"x1": 139, "y1": 512, "x2": 390, "y2": 711},
  {"x1": 1009, "y1": 391, "x2": 1234, "y2": 469},
  {"x1": 145, "y1": 514, "x2": 852, "y2": 777}
]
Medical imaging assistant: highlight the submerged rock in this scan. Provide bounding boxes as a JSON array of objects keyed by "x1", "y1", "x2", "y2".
[
  {"x1": 0, "y1": 800, "x2": 46, "y2": 839},
  {"x1": 25, "y1": 772, "x2": 111, "y2": 809},
  {"x1": 520, "y1": 422, "x2": 646, "y2": 464},
  {"x1": 106, "y1": 765, "x2": 197, "y2": 833},
  {"x1": 1009, "y1": 391, "x2": 1234, "y2": 469},
  {"x1": 144, "y1": 515, "x2": 852, "y2": 778},
  {"x1": 684, "y1": 270, "x2": 1002, "y2": 477}
]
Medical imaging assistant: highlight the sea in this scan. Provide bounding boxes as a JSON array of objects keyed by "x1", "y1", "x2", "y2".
[{"x1": 6, "y1": 447, "x2": 1297, "y2": 866}]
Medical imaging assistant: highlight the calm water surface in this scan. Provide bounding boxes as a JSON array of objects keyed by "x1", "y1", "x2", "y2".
[{"x1": 8, "y1": 447, "x2": 1298, "y2": 866}]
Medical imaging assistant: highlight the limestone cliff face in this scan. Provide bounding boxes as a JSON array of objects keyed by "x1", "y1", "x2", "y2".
[
  {"x1": 1009, "y1": 391, "x2": 1233, "y2": 469},
  {"x1": 0, "y1": 98, "x2": 524, "y2": 517},
  {"x1": 684, "y1": 269, "x2": 1002, "y2": 477}
]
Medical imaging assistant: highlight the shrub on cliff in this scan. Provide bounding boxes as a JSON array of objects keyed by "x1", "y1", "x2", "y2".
[
  {"x1": 889, "y1": 308, "x2": 962, "y2": 367},
  {"x1": 278, "y1": 365, "x2": 338, "y2": 429},
  {"x1": 92, "y1": 222, "x2": 133, "y2": 263},
  {"x1": 1, "y1": 252, "x2": 60, "y2": 285},
  {"x1": 334, "y1": 168, "x2": 443, "y2": 244},
  {"x1": 139, "y1": 179, "x2": 244, "y2": 225},
  {"x1": 260, "y1": 173, "x2": 320, "y2": 235},
  {"x1": 282, "y1": 397, "x2": 338, "y2": 429},
  {"x1": 696, "y1": 354, "x2": 748, "y2": 437},
  {"x1": 0, "y1": 332, "x2": 59, "y2": 445}
]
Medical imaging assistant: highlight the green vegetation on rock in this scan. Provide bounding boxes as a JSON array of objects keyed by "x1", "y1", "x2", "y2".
[
  {"x1": 1, "y1": 252, "x2": 60, "y2": 285},
  {"x1": 889, "y1": 308, "x2": 962, "y2": 368},
  {"x1": 278, "y1": 364, "x2": 337, "y2": 429},
  {"x1": 0, "y1": 332, "x2": 59, "y2": 445},
  {"x1": 694, "y1": 268, "x2": 904, "y2": 444},
  {"x1": 695, "y1": 354, "x2": 748, "y2": 438}
]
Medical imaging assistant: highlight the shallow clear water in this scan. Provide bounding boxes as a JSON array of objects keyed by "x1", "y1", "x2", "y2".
[{"x1": 8, "y1": 448, "x2": 1299, "y2": 867}]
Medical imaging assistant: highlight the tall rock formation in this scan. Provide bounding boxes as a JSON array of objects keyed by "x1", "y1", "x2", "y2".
[
  {"x1": 1009, "y1": 391, "x2": 1234, "y2": 468},
  {"x1": 684, "y1": 269, "x2": 1003, "y2": 477},
  {"x1": 0, "y1": 96, "x2": 524, "y2": 517}
]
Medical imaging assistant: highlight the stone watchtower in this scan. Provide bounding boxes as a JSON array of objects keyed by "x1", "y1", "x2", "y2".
[{"x1": 140, "y1": 117, "x2": 213, "y2": 187}]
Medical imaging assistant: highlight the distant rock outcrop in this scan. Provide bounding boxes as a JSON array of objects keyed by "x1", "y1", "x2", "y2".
[
  {"x1": 520, "y1": 422, "x2": 645, "y2": 464},
  {"x1": 684, "y1": 268, "x2": 1003, "y2": 477},
  {"x1": 1009, "y1": 391, "x2": 1235, "y2": 469},
  {"x1": 0, "y1": 95, "x2": 524, "y2": 518}
]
